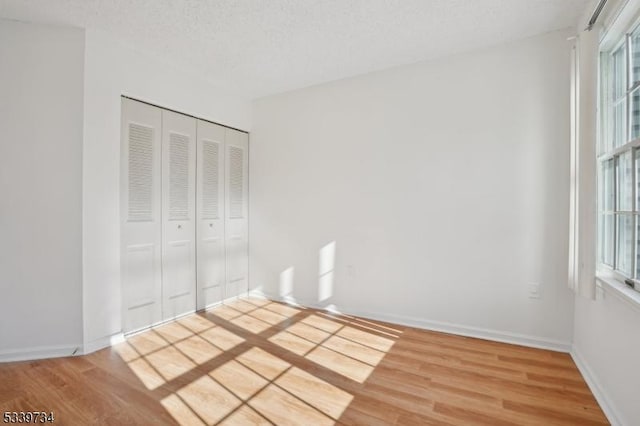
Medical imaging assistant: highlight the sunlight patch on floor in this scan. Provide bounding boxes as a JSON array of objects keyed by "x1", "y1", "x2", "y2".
[
  {"x1": 230, "y1": 313, "x2": 272, "y2": 334},
  {"x1": 209, "y1": 359, "x2": 269, "y2": 401},
  {"x1": 112, "y1": 341, "x2": 140, "y2": 363},
  {"x1": 269, "y1": 330, "x2": 317, "y2": 356},
  {"x1": 176, "y1": 375, "x2": 242, "y2": 424},
  {"x1": 154, "y1": 321, "x2": 195, "y2": 343},
  {"x1": 249, "y1": 384, "x2": 335, "y2": 426},
  {"x1": 160, "y1": 394, "x2": 205, "y2": 426},
  {"x1": 114, "y1": 315, "x2": 240, "y2": 390},
  {"x1": 241, "y1": 298, "x2": 272, "y2": 308},
  {"x1": 127, "y1": 356, "x2": 167, "y2": 390},
  {"x1": 208, "y1": 305, "x2": 244, "y2": 321},
  {"x1": 174, "y1": 335, "x2": 222, "y2": 365},
  {"x1": 248, "y1": 307, "x2": 287, "y2": 325},
  {"x1": 177, "y1": 314, "x2": 217, "y2": 333},
  {"x1": 301, "y1": 314, "x2": 343, "y2": 333},
  {"x1": 321, "y1": 335, "x2": 386, "y2": 366},
  {"x1": 286, "y1": 321, "x2": 330, "y2": 344},
  {"x1": 218, "y1": 405, "x2": 270, "y2": 425},
  {"x1": 275, "y1": 367, "x2": 354, "y2": 419},
  {"x1": 306, "y1": 346, "x2": 374, "y2": 383},
  {"x1": 116, "y1": 298, "x2": 402, "y2": 424},
  {"x1": 260, "y1": 301, "x2": 301, "y2": 318},
  {"x1": 157, "y1": 340, "x2": 353, "y2": 425},
  {"x1": 337, "y1": 325, "x2": 395, "y2": 352},
  {"x1": 235, "y1": 346, "x2": 291, "y2": 380},
  {"x1": 198, "y1": 326, "x2": 245, "y2": 351},
  {"x1": 127, "y1": 330, "x2": 170, "y2": 356},
  {"x1": 146, "y1": 346, "x2": 197, "y2": 382}
]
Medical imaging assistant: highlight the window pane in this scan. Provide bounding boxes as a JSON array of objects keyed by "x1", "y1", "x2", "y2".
[
  {"x1": 603, "y1": 158, "x2": 615, "y2": 211},
  {"x1": 613, "y1": 101, "x2": 627, "y2": 147},
  {"x1": 637, "y1": 216, "x2": 640, "y2": 278},
  {"x1": 603, "y1": 214, "x2": 615, "y2": 266},
  {"x1": 632, "y1": 30, "x2": 640, "y2": 85},
  {"x1": 613, "y1": 45, "x2": 627, "y2": 99},
  {"x1": 600, "y1": 52, "x2": 613, "y2": 154},
  {"x1": 617, "y1": 214, "x2": 633, "y2": 275},
  {"x1": 618, "y1": 151, "x2": 633, "y2": 210},
  {"x1": 598, "y1": 214, "x2": 605, "y2": 264},
  {"x1": 632, "y1": 89, "x2": 640, "y2": 140},
  {"x1": 636, "y1": 150, "x2": 640, "y2": 210}
]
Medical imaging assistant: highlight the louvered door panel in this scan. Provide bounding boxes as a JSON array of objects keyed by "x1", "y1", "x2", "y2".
[
  {"x1": 162, "y1": 110, "x2": 197, "y2": 320},
  {"x1": 225, "y1": 128, "x2": 249, "y2": 299},
  {"x1": 196, "y1": 120, "x2": 226, "y2": 309},
  {"x1": 121, "y1": 98, "x2": 162, "y2": 333},
  {"x1": 127, "y1": 124, "x2": 154, "y2": 221},
  {"x1": 228, "y1": 146, "x2": 244, "y2": 219},
  {"x1": 202, "y1": 140, "x2": 220, "y2": 219},
  {"x1": 169, "y1": 133, "x2": 190, "y2": 220}
]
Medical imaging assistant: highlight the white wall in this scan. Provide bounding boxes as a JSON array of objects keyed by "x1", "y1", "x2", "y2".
[
  {"x1": 250, "y1": 29, "x2": 575, "y2": 349},
  {"x1": 0, "y1": 19, "x2": 85, "y2": 359},
  {"x1": 573, "y1": 290, "x2": 640, "y2": 425},
  {"x1": 82, "y1": 28, "x2": 252, "y2": 350}
]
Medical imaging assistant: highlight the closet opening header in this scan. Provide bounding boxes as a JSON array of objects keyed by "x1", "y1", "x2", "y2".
[{"x1": 120, "y1": 95, "x2": 249, "y2": 135}]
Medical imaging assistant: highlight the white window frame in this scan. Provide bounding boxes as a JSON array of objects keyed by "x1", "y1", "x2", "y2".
[{"x1": 598, "y1": 19, "x2": 640, "y2": 292}]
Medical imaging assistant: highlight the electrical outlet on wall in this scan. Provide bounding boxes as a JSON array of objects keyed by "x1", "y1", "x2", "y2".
[{"x1": 528, "y1": 282, "x2": 541, "y2": 299}]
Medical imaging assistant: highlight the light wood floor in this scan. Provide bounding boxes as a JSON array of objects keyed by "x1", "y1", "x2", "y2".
[{"x1": 0, "y1": 298, "x2": 609, "y2": 425}]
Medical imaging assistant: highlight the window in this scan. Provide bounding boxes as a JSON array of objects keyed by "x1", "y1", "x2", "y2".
[{"x1": 598, "y1": 24, "x2": 640, "y2": 288}]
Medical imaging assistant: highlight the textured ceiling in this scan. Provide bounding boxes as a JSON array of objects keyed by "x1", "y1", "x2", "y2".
[{"x1": 0, "y1": 0, "x2": 589, "y2": 98}]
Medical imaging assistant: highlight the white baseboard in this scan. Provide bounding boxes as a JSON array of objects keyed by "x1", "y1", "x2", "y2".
[
  {"x1": 202, "y1": 300, "x2": 224, "y2": 310},
  {"x1": 571, "y1": 346, "x2": 621, "y2": 426},
  {"x1": 248, "y1": 290, "x2": 572, "y2": 352},
  {"x1": 247, "y1": 289, "x2": 304, "y2": 307},
  {"x1": 199, "y1": 292, "x2": 251, "y2": 311},
  {"x1": 0, "y1": 344, "x2": 82, "y2": 363},
  {"x1": 340, "y1": 308, "x2": 572, "y2": 352},
  {"x1": 83, "y1": 332, "x2": 125, "y2": 355}
]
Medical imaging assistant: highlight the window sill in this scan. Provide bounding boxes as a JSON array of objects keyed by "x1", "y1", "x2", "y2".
[{"x1": 595, "y1": 271, "x2": 640, "y2": 313}]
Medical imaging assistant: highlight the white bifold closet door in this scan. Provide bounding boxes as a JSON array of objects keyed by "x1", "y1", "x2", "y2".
[
  {"x1": 161, "y1": 110, "x2": 197, "y2": 320},
  {"x1": 121, "y1": 99, "x2": 163, "y2": 333},
  {"x1": 121, "y1": 98, "x2": 248, "y2": 333},
  {"x1": 225, "y1": 128, "x2": 249, "y2": 299},
  {"x1": 196, "y1": 120, "x2": 226, "y2": 309}
]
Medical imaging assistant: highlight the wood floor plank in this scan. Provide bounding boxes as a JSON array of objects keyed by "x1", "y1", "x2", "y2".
[
  {"x1": 433, "y1": 402, "x2": 521, "y2": 426},
  {"x1": 340, "y1": 407, "x2": 398, "y2": 426},
  {"x1": 417, "y1": 362, "x2": 605, "y2": 412},
  {"x1": 503, "y1": 399, "x2": 609, "y2": 425},
  {"x1": 275, "y1": 366, "x2": 354, "y2": 420},
  {"x1": 525, "y1": 371, "x2": 593, "y2": 393},
  {"x1": 218, "y1": 405, "x2": 272, "y2": 425},
  {"x1": 249, "y1": 384, "x2": 334, "y2": 426},
  {"x1": 0, "y1": 298, "x2": 609, "y2": 425},
  {"x1": 360, "y1": 381, "x2": 435, "y2": 418}
]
